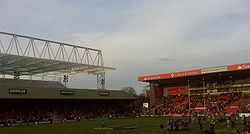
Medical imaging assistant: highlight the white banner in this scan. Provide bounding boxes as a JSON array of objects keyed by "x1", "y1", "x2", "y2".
[
  {"x1": 143, "y1": 103, "x2": 149, "y2": 108},
  {"x1": 239, "y1": 113, "x2": 250, "y2": 117},
  {"x1": 201, "y1": 66, "x2": 227, "y2": 74}
]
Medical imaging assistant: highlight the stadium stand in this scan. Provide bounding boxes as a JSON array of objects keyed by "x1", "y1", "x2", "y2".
[
  {"x1": 0, "y1": 32, "x2": 135, "y2": 128},
  {"x1": 139, "y1": 62, "x2": 250, "y2": 117},
  {"x1": 0, "y1": 99, "x2": 134, "y2": 127},
  {"x1": 0, "y1": 79, "x2": 136, "y2": 127},
  {"x1": 149, "y1": 92, "x2": 250, "y2": 116}
]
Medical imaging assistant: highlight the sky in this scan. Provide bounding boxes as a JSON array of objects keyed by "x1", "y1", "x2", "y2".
[{"x1": 0, "y1": 0, "x2": 250, "y2": 93}]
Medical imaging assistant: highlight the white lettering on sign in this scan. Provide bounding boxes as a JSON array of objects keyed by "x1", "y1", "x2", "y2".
[
  {"x1": 144, "y1": 76, "x2": 161, "y2": 81},
  {"x1": 237, "y1": 64, "x2": 250, "y2": 70},
  {"x1": 171, "y1": 71, "x2": 199, "y2": 77}
]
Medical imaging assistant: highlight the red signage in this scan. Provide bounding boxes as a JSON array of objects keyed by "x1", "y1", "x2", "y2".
[
  {"x1": 138, "y1": 62, "x2": 250, "y2": 82},
  {"x1": 138, "y1": 69, "x2": 201, "y2": 81},
  {"x1": 170, "y1": 70, "x2": 201, "y2": 78},
  {"x1": 228, "y1": 63, "x2": 250, "y2": 71},
  {"x1": 138, "y1": 74, "x2": 171, "y2": 81},
  {"x1": 167, "y1": 86, "x2": 187, "y2": 95}
]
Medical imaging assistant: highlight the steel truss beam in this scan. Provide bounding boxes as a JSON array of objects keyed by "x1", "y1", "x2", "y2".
[
  {"x1": 0, "y1": 32, "x2": 115, "y2": 89},
  {"x1": 0, "y1": 31, "x2": 105, "y2": 66}
]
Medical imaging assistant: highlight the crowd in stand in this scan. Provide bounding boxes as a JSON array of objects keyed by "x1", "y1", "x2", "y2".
[
  {"x1": 150, "y1": 92, "x2": 250, "y2": 116},
  {"x1": 0, "y1": 92, "x2": 249, "y2": 130},
  {"x1": 0, "y1": 100, "x2": 133, "y2": 127}
]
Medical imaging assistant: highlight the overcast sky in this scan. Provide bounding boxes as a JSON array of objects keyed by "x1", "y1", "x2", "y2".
[{"x1": 0, "y1": 0, "x2": 250, "y2": 93}]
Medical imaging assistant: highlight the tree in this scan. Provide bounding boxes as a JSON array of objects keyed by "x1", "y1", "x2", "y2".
[
  {"x1": 134, "y1": 93, "x2": 150, "y2": 110},
  {"x1": 121, "y1": 87, "x2": 137, "y2": 95}
]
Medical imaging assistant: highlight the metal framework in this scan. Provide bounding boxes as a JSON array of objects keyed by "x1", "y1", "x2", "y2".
[
  {"x1": 0, "y1": 31, "x2": 115, "y2": 89},
  {"x1": 97, "y1": 72, "x2": 105, "y2": 90}
]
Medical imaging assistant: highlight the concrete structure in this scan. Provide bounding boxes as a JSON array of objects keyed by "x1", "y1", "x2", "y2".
[{"x1": 139, "y1": 62, "x2": 250, "y2": 105}]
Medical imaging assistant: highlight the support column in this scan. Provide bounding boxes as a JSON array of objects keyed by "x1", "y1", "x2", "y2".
[
  {"x1": 29, "y1": 75, "x2": 32, "y2": 80},
  {"x1": 63, "y1": 75, "x2": 68, "y2": 87},
  {"x1": 97, "y1": 72, "x2": 105, "y2": 90},
  {"x1": 149, "y1": 83, "x2": 156, "y2": 106},
  {"x1": 188, "y1": 79, "x2": 191, "y2": 116},
  {"x1": 14, "y1": 71, "x2": 20, "y2": 79},
  {"x1": 203, "y1": 77, "x2": 206, "y2": 108}
]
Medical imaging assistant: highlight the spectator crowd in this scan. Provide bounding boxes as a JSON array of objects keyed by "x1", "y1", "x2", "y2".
[
  {"x1": 150, "y1": 92, "x2": 250, "y2": 116},
  {"x1": 0, "y1": 99, "x2": 133, "y2": 127}
]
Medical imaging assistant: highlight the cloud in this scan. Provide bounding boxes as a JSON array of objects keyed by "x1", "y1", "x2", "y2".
[
  {"x1": 224, "y1": 12, "x2": 250, "y2": 22},
  {"x1": 0, "y1": 0, "x2": 250, "y2": 91},
  {"x1": 154, "y1": 58, "x2": 175, "y2": 64}
]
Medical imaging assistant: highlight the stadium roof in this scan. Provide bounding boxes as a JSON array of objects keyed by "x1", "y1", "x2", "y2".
[
  {"x1": 0, "y1": 53, "x2": 114, "y2": 76},
  {"x1": 0, "y1": 32, "x2": 115, "y2": 77},
  {"x1": 138, "y1": 62, "x2": 250, "y2": 82}
]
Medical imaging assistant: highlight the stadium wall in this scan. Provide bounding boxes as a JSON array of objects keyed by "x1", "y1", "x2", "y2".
[{"x1": 0, "y1": 87, "x2": 136, "y2": 100}]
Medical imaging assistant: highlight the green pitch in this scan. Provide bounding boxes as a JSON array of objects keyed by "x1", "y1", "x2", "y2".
[{"x1": 0, "y1": 117, "x2": 246, "y2": 134}]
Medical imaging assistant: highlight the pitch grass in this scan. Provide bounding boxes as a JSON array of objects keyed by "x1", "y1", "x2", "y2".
[{"x1": 0, "y1": 117, "x2": 245, "y2": 134}]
